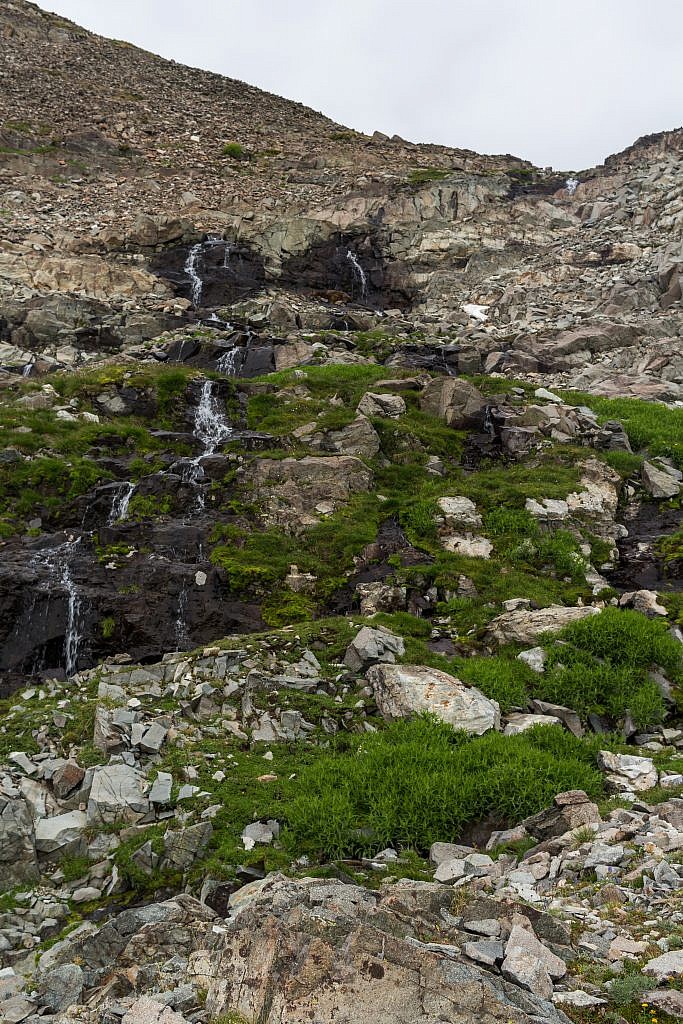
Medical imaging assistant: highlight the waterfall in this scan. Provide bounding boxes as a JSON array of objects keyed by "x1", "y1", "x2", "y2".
[
  {"x1": 194, "y1": 379, "x2": 233, "y2": 453},
  {"x1": 183, "y1": 380, "x2": 234, "y2": 510},
  {"x1": 22, "y1": 359, "x2": 34, "y2": 378},
  {"x1": 216, "y1": 346, "x2": 242, "y2": 376},
  {"x1": 483, "y1": 404, "x2": 495, "y2": 436},
  {"x1": 32, "y1": 538, "x2": 84, "y2": 676},
  {"x1": 184, "y1": 242, "x2": 204, "y2": 308},
  {"x1": 175, "y1": 584, "x2": 191, "y2": 649},
  {"x1": 108, "y1": 481, "x2": 135, "y2": 525},
  {"x1": 565, "y1": 177, "x2": 579, "y2": 195},
  {"x1": 60, "y1": 558, "x2": 82, "y2": 676},
  {"x1": 346, "y1": 250, "x2": 368, "y2": 298}
]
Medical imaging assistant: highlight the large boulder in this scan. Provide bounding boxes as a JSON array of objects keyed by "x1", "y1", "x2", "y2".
[
  {"x1": 419, "y1": 378, "x2": 485, "y2": 428},
  {"x1": 206, "y1": 875, "x2": 569, "y2": 1024},
  {"x1": 34, "y1": 810, "x2": 87, "y2": 859},
  {"x1": 0, "y1": 796, "x2": 40, "y2": 887},
  {"x1": 486, "y1": 606, "x2": 599, "y2": 645},
  {"x1": 87, "y1": 763, "x2": 150, "y2": 825},
  {"x1": 366, "y1": 663, "x2": 500, "y2": 734},
  {"x1": 642, "y1": 460, "x2": 681, "y2": 499},
  {"x1": 597, "y1": 751, "x2": 658, "y2": 793}
]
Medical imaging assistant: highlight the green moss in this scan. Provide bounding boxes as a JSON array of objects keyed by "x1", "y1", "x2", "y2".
[
  {"x1": 222, "y1": 142, "x2": 247, "y2": 160},
  {"x1": 408, "y1": 167, "x2": 451, "y2": 184}
]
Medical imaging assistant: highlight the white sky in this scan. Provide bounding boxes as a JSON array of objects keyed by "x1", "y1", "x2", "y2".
[{"x1": 40, "y1": 0, "x2": 683, "y2": 170}]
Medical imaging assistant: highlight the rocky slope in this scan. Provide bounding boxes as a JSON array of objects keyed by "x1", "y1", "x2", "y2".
[{"x1": 0, "y1": 2, "x2": 682, "y2": 1023}]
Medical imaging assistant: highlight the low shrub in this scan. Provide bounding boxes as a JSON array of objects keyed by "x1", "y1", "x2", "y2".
[{"x1": 283, "y1": 716, "x2": 604, "y2": 858}]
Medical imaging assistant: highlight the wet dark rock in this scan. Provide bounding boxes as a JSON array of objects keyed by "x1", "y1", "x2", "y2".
[
  {"x1": 151, "y1": 238, "x2": 266, "y2": 308},
  {"x1": 280, "y1": 232, "x2": 414, "y2": 310}
]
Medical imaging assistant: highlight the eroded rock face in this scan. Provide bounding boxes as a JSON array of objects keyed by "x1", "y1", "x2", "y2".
[
  {"x1": 367, "y1": 663, "x2": 500, "y2": 734},
  {"x1": 246, "y1": 455, "x2": 373, "y2": 530},
  {"x1": 206, "y1": 876, "x2": 569, "y2": 1024}
]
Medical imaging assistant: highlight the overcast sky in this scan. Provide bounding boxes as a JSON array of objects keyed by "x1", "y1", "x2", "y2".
[{"x1": 41, "y1": 0, "x2": 683, "y2": 170}]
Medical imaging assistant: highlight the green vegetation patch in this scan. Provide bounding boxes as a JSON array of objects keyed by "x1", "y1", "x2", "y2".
[{"x1": 283, "y1": 716, "x2": 605, "y2": 859}]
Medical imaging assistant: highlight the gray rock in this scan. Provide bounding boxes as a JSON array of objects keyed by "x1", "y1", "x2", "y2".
[
  {"x1": 598, "y1": 751, "x2": 658, "y2": 793},
  {"x1": 434, "y1": 858, "x2": 467, "y2": 883},
  {"x1": 642, "y1": 461, "x2": 680, "y2": 499},
  {"x1": 367, "y1": 663, "x2": 500, "y2": 735},
  {"x1": 523, "y1": 790, "x2": 601, "y2": 841},
  {"x1": 0, "y1": 796, "x2": 39, "y2": 887},
  {"x1": 642, "y1": 950, "x2": 683, "y2": 982},
  {"x1": 87, "y1": 763, "x2": 150, "y2": 825},
  {"x1": 163, "y1": 822, "x2": 213, "y2": 870},
  {"x1": 343, "y1": 626, "x2": 405, "y2": 673},
  {"x1": 504, "y1": 714, "x2": 562, "y2": 736},
  {"x1": 35, "y1": 963, "x2": 83, "y2": 1012},
  {"x1": 356, "y1": 392, "x2": 406, "y2": 419},
  {"x1": 487, "y1": 605, "x2": 599, "y2": 645},
  {"x1": 149, "y1": 771, "x2": 173, "y2": 805},
  {"x1": 464, "y1": 939, "x2": 504, "y2": 965},
  {"x1": 502, "y1": 922, "x2": 567, "y2": 1000},
  {"x1": 34, "y1": 810, "x2": 87, "y2": 857},
  {"x1": 517, "y1": 647, "x2": 547, "y2": 673}
]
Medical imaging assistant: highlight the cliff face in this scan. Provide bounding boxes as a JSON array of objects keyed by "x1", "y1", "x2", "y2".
[{"x1": 0, "y1": 5, "x2": 682, "y2": 1024}]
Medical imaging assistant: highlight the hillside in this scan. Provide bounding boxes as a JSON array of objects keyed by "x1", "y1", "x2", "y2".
[{"x1": 0, "y1": 3, "x2": 682, "y2": 1024}]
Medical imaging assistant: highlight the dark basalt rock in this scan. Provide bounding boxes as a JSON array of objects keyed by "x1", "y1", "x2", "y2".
[
  {"x1": 280, "y1": 232, "x2": 414, "y2": 310},
  {"x1": 150, "y1": 238, "x2": 266, "y2": 308}
]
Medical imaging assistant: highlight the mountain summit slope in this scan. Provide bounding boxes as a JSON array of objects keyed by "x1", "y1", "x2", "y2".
[{"x1": 0, "y1": 7, "x2": 682, "y2": 1024}]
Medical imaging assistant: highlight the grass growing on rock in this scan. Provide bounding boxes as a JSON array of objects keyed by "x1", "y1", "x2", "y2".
[
  {"x1": 283, "y1": 716, "x2": 605, "y2": 859},
  {"x1": 562, "y1": 391, "x2": 683, "y2": 469}
]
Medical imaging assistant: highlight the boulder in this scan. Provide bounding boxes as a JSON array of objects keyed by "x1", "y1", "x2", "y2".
[
  {"x1": 0, "y1": 796, "x2": 40, "y2": 887},
  {"x1": 122, "y1": 996, "x2": 189, "y2": 1024},
  {"x1": 419, "y1": 378, "x2": 485, "y2": 428},
  {"x1": 366, "y1": 663, "x2": 500, "y2": 734},
  {"x1": 35, "y1": 964, "x2": 84, "y2": 1013},
  {"x1": 522, "y1": 791, "x2": 601, "y2": 841},
  {"x1": 504, "y1": 714, "x2": 562, "y2": 736},
  {"x1": 247, "y1": 456, "x2": 373, "y2": 530},
  {"x1": 356, "y1": 392, "x2": 406, "y2": 418},
  {"x1": 34, "y1": 810, "x2": 87, "y2": 858},
  {"x1": 642, "y1": 950, "x2": 683, "y2": 983},
  {"x1": 87, "y1": 763, "x2": 150, "y2": 825},
  {"x1": 486, "y1": 605, "x2": 599, "y2": 645},
  {"x1": 598, "y1": 751, "x2": 658, "y2": 793},
  {"x1": 207, "y1": 875, "x2": 569, "y2": 1024},
  {"x1": 502, "y1": 921, "x2": 567, "y2": 1000},
  {"x1": 642, "y1": 460, "x2": 681, "y2": 499},
  {"x1": 162, "y1": 822, "x2": 213, "y2": 871},
  {"x1": 343, "y1": 626, "x2": 405, "y2": 673},
  {"x1": 436, "y1": 496, "x2": 482, "y2": 528}
]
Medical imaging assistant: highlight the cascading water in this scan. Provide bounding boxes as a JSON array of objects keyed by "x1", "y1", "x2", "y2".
[
  {"x1": 108, "y1": 481, "x2": 135, "y2": 525},
  {"x1": 184, "y1": 235, "x2": 230, "y2": 308},
  {"x1": 32, "y1": 538, "x2": 84, "y2": 676},
  {"x1": 185, "y1": 380, "x2": 234, "y2": 510},
  {"x1": 184, "y1": 242, "x2": 204, "y2": 308},
  {"x1": 346, "y1": 250, "x2": 368, "y2": 299},
  {"x1": 565, "y1": 177, "x2": 579, "y2": 195},
  {"x1": 215, "y1": 346, "x2": 242, "y2": 376},
  {"x1": 175, "y1": 584, "x2": 191, "y2": 649}
]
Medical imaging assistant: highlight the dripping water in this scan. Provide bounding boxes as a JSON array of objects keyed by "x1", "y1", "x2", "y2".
[
  {"x1": 31, "y1": 538, "x2": 84, "y2": 676},
  {"x1": 175, "y1": 583, "x2": 191, "y2": 650},
  {"x1": 108, "y1": 482, "x2": 135, "y2": 525},
  {"x1": 346, "y1": 250, "x2": 368, "y2": 299}
]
